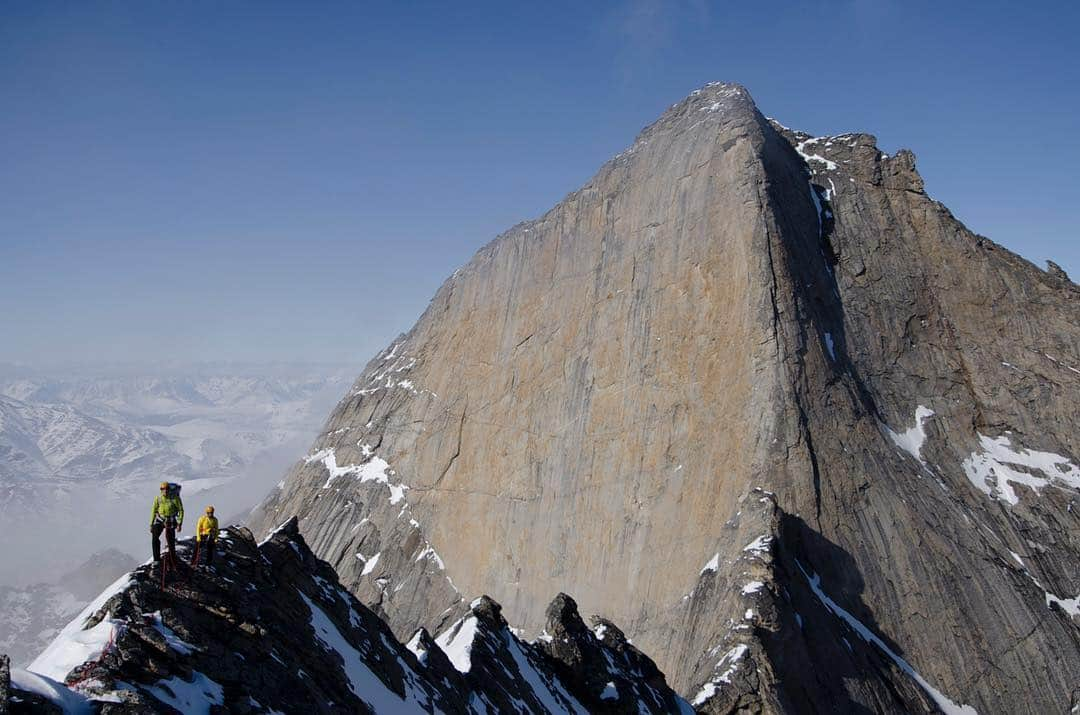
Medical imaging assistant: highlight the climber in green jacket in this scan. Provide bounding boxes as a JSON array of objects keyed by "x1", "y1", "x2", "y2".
[{"x1": 150, "y1": 481, "x2": 184, "y2": 565}]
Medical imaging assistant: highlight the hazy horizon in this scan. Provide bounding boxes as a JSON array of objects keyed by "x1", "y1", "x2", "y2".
[
  {"x1": 3, "y1": 1, "x2": 1078, "y2": 365},
  {"x1": 0, "y1": 363, "x2": 351, "y2": 587},
  {"x1": 0, "y1": 358, "x2": 357, "y2": 375}
]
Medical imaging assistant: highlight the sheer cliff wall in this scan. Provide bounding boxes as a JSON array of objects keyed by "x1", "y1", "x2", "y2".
[{"x1": 251, "y1": 83, "x2": 1080, "y2": 713}]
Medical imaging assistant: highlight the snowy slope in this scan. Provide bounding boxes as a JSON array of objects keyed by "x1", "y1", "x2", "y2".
[{"x1": 0, "y1": 550, "x2": 137, "y2": 668}]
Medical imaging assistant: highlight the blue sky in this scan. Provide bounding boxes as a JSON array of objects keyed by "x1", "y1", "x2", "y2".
[{"x1": 2, "y1": 1, "x2": 1077, "y2": 365}]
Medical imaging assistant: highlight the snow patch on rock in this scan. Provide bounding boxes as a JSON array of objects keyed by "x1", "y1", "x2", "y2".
[
  {"x1": 10, "y1": 668, "x2": 92, "y2": 714},
  {"x1": 502, "y1": 631, "x2": 587, "y2": 714},
  {"x1": 29, "y1": 573, "x2": 132, "y2": 682},
  {"x1": 145, "y1": 671, "x2": 224, "y2": 715},
  {"x1": 796, "y1": 137, "x2": 839, "y2": 171},
  {"x1": 690, "y1": 644, "x2": 749, "y2": 706},
  {"x1": 743, "y1": 535, "x2": 772, "y2": 557},
  {"x1": 405, "y1": 630, "x2": 428, "y2": 664},
  {"x1": 885, "y1": 405, "x2": 935, "y2": 463},
  {"x1": 699, "y1": 553, "x2": 720, "y2": 575},
  {"x1": 435, "y1": 615, "x2": 481, "y2": 673},
  {"x1": 304, "y1": 447, "x2": 408, "y2": 504},
  {"x1": 360, "y1": 552, "x2": 381, "y2": 577},
  {"x1": 962, "y1": 433, "x2": 1080, "y2": 505},
  {"x1": 798, "y1": 562, "x2": 978, "y2": 715},
  {"x1": 146, "y1": 611, "x2": 196, "y2": 655},
  {"x1": 299, "y1": 590, "x2": 426, "y2": 712},
  {"x1": 741, "y1": 581, "x2": 765, "y2": 595}
]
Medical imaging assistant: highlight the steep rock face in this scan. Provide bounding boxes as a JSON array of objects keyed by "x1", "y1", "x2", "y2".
[
  {"x1": 250, "y1": 83, "x2": 1080, "y2": 712},
  {"x1": 5, "y1": 520, "x2": 688, "y2": 713},
  {"x1": 252, "y1": 81, "x2": 783, "y2": 645}
]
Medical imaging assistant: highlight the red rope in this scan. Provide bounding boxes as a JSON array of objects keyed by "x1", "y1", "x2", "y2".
[
  {"x1": 66, "y1": 621, "x2": 123, "y2": 690},
  {"x1": 161, "y1": 550, "x2": 179, "y2": 588}
]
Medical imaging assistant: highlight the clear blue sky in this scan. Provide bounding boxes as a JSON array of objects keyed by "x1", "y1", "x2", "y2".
[{"x1": 2, "y1": 1, "x2": 1077, "y2": 365}]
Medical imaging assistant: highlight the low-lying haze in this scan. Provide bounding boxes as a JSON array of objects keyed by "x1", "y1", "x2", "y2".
[{"x1": 0, "y1": 362, "x2": 349, "y2": 586}]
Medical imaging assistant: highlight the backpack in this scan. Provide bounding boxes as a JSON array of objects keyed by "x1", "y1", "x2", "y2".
[{"x1": 165, "y1": 482, "x2": 182, "y2": 498}]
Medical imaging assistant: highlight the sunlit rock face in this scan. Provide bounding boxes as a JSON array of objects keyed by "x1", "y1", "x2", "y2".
[{"x1": 251, "y1": 82, "x2": 1080, "y2": 713}]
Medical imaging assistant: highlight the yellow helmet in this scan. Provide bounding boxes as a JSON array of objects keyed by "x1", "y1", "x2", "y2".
[
  {"x1": 159, "y1": 482, "x2": 169, "y2": 490},
  {"x1": 205, "y1": 505, "x2": 215, "y2": 514}
]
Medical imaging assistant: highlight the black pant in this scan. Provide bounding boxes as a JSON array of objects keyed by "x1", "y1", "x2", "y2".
[
  {"x1": 152, "y1": 519, "x2": 177, "y2": 563},
  {"x1": 198, "y1": 536, "x2": 216, "y2": 565}
]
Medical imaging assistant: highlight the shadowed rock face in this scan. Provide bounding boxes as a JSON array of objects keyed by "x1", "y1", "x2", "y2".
[{"x1": 249, "y1": 82, "x2": 1080, "y2": 712}]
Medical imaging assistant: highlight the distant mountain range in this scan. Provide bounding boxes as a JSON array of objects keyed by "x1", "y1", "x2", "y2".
[
  {"x1": 0, "y1": 549, "x2": 136, "y2": 668},
  {"x1": 0, "y1": 366, "x2": 349, "y2": 505},
  {"x1": 0, "y1": 364, "x2": 350, "y2": 585}
]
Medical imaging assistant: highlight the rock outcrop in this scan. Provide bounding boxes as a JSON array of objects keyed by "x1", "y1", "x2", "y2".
[
  {"x1": 5, "y1": 521, "x2": 690, "y2": 713},
  {"x1": 249, "y1": 82, "x2": 1080, "y2": 712},
  {"x1": 1, "y1": 655, "x2": 9, "y2": 711}
]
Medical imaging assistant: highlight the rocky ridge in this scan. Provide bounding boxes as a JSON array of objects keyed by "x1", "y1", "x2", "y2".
[
  {"x1": 250, "y1": 81, "x2": 1079, "y2": 713},
  {"x1": 4, "y1": 519, "x2": 691, "y2": 713}
]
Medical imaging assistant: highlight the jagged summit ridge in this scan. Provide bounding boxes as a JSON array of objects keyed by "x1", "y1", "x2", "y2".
[
  {"x1": 250, "y1": 81, "x2": 1079, "y2": 714},
  {"x1": 5, "y1": 519, "x2": 692, "y2": 713},
  {"x1": 614, "y1": 81, "x2": 757, "y2": 158}
]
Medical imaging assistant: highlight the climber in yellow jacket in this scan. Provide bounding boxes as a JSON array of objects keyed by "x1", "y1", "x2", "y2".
[
  {"x1": 196, "y1": 505, "x2": 220, "y2": 567},
  {"x1": 150, "y1": 481, "x2": 184, "y2": 565}
]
